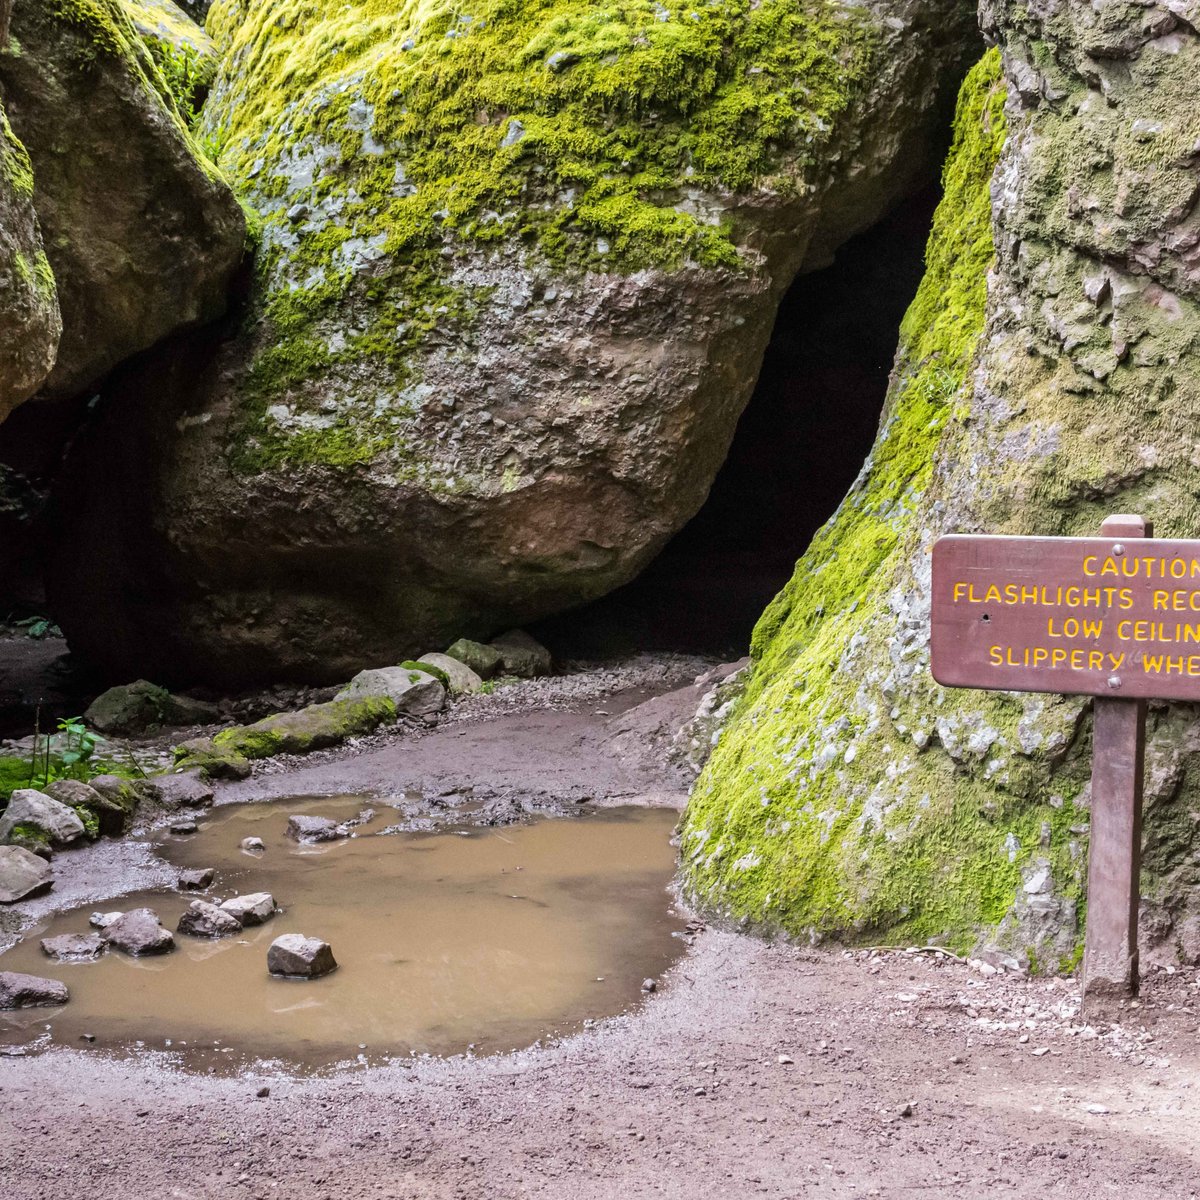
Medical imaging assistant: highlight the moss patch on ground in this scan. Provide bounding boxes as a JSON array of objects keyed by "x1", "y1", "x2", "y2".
[{"x1": 680, "y1": 51, "x2": 1050, "y2": 954}]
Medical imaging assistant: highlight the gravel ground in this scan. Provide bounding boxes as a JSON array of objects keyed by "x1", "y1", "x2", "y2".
[{"x1": 1, "y1": 655, "x2": 1198, "y2": 1197}]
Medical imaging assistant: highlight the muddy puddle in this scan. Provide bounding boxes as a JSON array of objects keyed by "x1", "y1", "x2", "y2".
[{"x1": 0, "y1": 799, "x2": 686, "y2": 1073}]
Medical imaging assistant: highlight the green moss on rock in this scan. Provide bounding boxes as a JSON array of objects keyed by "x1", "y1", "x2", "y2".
[
  {"x1": 681, "y1": 51, "x2": 1027, "y2": 954},
  {"x1": 199, "y1": 0, "x2": 877, "y2": 460},
  {"x1": 208, "y1": 694, "x2": 398, "y2": 761}
]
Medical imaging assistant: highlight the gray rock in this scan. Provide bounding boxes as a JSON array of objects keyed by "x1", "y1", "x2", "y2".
[
  {"x1": 178, "y1": 867, "x2": 215, "y2": 891},
  {"x1": 0, "y1": 789, "x2": 87, "y2": 848},
  {"x1": 220, "y1": 892, "x2": 276, "y2": 926},
  {"x1": 103, "y1": 907, "x2": 175, "y2": 956},
  {"x1": 286, "y1": 815, "x2": 344, "y2": 843},
  {"x1": 45, "y1": 777, "x2": 129, "y2": 838},
  {"x1": 240, "y1": 836, "x2": 266, "y2": 854},
  {"x1": 267, "y1": 934, "x2": 337, "y2": 978},
  {"x1": 415, "y1": 652, "x2": 484, "y2": 696},
  {"x1": 156, "y1": 770, "x2": 215, "y2": 809},
  {"x1": 0, "y1": 971, "x2": 68, "y2": 1009},
  {"x1": 491, "y1": 630, "x2": 553, "y2": 678},
  {"x1": 84, "y1": 680, "x2": 219, "y2": 736},
  {"x1": 89, "y1": 911, "x2": 122, "y2": 930},
  {"x1": 445, "y1": 638, "x2": 503, "y2": 681},
  {"x1": 40, "y1": 933, "x2": 106, "y2": 962},
  {"x1": 177, "y1": 899, "x2": 242, "y2": 939},
  {"x1": 336, "y1": 667, "x2": 446, "y2": 718},
  {"x1": 0, "y1": 845, "x2": 53, "y2": 903},
  {"x1": 170, "y1": 818, "x2": 198, "y2": 835}
]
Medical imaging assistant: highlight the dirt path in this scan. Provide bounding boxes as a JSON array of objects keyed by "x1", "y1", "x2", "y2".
[{"x1": 1, "y1": 658, "x2": 1199, "y2": 1197}]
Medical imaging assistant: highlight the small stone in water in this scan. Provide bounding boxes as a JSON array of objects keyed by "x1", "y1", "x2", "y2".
[
  {"x1": 240, "y1": 837, "x2": 265, "y2": 854},
  {"x1": 641, "y1": 978, "x2": 656, "y2": 992},
  {"x1": 267, "y1": 934, "x2": 337, "y2": 979},
  {"x1": 170, "y1": 820, "x2": 198, "y2": 835},
  {"x1": 89, "y1": 911, "x2": 123, "y2": 930},
  {"x1": 179, "y1": 868, "x2": 215, "y2": 891},
  {"x1": 220, "y1": 892, "x2": 276, "y2": 926},
  {"x1": 41, "y1": 933, "x2": 106, "y2": 962}
]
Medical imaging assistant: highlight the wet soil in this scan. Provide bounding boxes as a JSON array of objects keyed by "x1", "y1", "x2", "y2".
[
  {"x1": 0, "y1": 804, "x2": 685, "y2": 1071},
  {"x1": 1, "y1": 658, "x2": 1199, "y2": 1197}
]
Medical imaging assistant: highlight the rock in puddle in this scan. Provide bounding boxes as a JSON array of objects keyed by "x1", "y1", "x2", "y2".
[
  {"x1": 103, "y1": 908, "x2": 176, "y2": 956},
  {"x1": 170, "y1": 819, "x2": 198, "y2": 835},
  {"x1": 286, "y1": 815, "x2": 346, "y2": 843},
  {"x1": 41, "y1": 933, "x2": 106, "y2": 962},
  {"x1": 240, "y1": 837, "x2": 266, "y2": 855},
  {"x1": 177, "y1": 900, "x2": 242, "y2": 939},
  {"x1": 0, "y1": 845, "x2": 53, "y2": 903},
  {"x1": 0, "y1": 971, "x2": 69, "y2": 1009},
  {"x1": 178, "y1": 867, "x2": 215, "y2": 891},
  {"x1": 89, "y1": 911, "x2": 123, "y2": 930},
  {"x1": 267, "y1": 934, "x2": 336, "y2": 978},
  {"x1": 220, "y1": 892, "x2": 276, "y2": 926}
]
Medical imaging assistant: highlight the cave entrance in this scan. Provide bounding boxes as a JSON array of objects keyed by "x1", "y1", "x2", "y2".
[{"x1": 533, "y1": 186, "x2": 941, "y2": 661}]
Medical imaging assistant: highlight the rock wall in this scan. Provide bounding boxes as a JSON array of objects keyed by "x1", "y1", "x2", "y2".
[
  {"x1": 684, "y1": 11, "x2": 1200, "y2": 969},
  {"x1": 0, "y1": 0, "x2": 60, "y2": 422},
  {"x1": 44, "y1": 0, "x2": 979, "y2": 686},
  {"x1": 0, "y1": 0, "x2": 244, "y2": 399}
]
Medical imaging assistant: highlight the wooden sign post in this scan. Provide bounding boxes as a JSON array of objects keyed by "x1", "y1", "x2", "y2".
[{"x1": 930, "y1": 514, "x2": 1178, "y2": 1011}]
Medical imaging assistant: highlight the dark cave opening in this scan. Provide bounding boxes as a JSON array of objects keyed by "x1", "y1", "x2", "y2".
[{"x1": 533, "y1": 184, "x2": 942, "y2": 661}]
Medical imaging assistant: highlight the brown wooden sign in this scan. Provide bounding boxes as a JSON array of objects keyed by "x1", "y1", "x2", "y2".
[
  {"x1": 929, "y1": 515, "x2": 1168, "y2": 1012},
  {"x1": 931, "y1": 532, "x2": 1200, "y2": 701}
]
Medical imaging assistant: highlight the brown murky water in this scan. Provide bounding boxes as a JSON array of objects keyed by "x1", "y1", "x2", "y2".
[{"x1": 0, "y1": 800, "x2": 686, "y2": 1072}]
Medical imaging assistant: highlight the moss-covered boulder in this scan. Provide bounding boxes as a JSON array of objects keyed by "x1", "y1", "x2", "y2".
[
  {"x1": 44, "y1": 0, "x2": 978, "y2": 685},
  {"x1": 0, "y1": 0, "x2": 244, "y2": 399},
  {"x1": 176, "y1": 694, "x2": 397, "y2": 774},
  {"x1": 684, "y1": 22, "x2": 1200, "y2": 969},
  {"x1": 0, "y1": 3, "x2": 60, "y2": 422}
]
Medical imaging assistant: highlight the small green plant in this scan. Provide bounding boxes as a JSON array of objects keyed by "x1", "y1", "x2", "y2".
[
  {"x1": 11, "y1": 615, "x2": 60, "y2": 639},
  {"x1": 56, "y1": 715, "x2": 98, "y2": 780}
]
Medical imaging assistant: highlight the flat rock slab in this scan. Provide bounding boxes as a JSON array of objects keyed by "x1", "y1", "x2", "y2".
[
  {"x1": 177, "y1": 900, "x2": 242, "y2": 938},
  {"x1": 267, "y1": 934, "x2": 336, "y2": 978},
  {"x1": 220, "y1": 892, "x2": 275, "y2": 926},
  {"x1": 178, "y1": 867, "x2": 215, "y2": 890},
  {"x1": 40, "y1": 933, "x2": 106, "y2": 962},
  {"x1": 0, "y1": 844, "x2": 53, "y2": 903},
  {"x1": 286, "y1": 815, "x2": 345, "y2": 843},
  {"x1": 0, "y1": 971, "x2": 69, "y2": 1009},
  {"x1": 103, "y1": 907, "x2": 176, "y2": 956}
]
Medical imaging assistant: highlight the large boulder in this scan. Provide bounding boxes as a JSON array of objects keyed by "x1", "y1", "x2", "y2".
[
  {"x1": 0, "y1": 844, "x2": 52, "y2": 903},
  {"x1": 684, "y1": 25, "x2": 1200, "y2": 967},
  {"x1": 43, "y1": 0, "x2": 979, "y2": 686},
  {"x1": 0, "y1": 0, "x2": 244, "y2": 399},
  {"x1": 43, "y1": 778, "x2": 127, "y2": 838},
  {"x1": 0, "y1": 788, "x2": 88, "y2": 849},
  {"x1": 0, "y1": 2, "x2": 60, "y2": 423}
]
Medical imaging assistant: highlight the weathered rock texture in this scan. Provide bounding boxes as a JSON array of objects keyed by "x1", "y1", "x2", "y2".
[
  {"x1": 46, "y1": 0, "x2": 978, "y2": 685},
  {"x1": 0, "y1": 0, "x2": 244, "y2": 399},
  {"x1": 685, "y1": 25, "x2": 1200, "y2": 969},
  {"x1": 0, "y1": 0, "x2": 60, "y2": 422}
]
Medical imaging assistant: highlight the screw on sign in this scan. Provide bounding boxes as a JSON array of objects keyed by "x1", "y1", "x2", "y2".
[{"x1": 928, "y1": 514, "x2": 1189, "y2": 1012}]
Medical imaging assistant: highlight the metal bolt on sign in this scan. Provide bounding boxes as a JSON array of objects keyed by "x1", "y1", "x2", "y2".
[{"x1": 930, "y1": 515, "x2": 1165, "y2": 1012}]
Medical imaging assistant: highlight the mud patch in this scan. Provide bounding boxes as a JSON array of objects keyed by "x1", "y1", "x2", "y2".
[{"x1": 0, "y1": 800, "x2": 685, "y2": 1072}]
